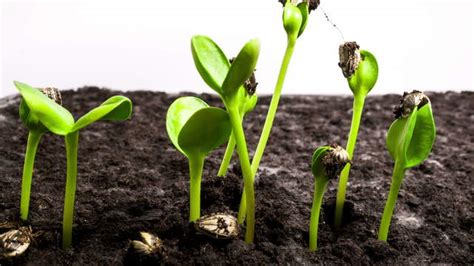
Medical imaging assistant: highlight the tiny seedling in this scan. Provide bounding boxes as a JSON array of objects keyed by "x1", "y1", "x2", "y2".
[
  {"x1": 309, "y1": 145, "x2": 350, "y2": 251},
  {"x1": 378, "y1": 91, "x2": 435, "y2": 241},
  {"x1": 191, "y1": 36, "x2": 260, "y2": 243},
  {"x1": 334, "y1": 42, "x2": 379, "y2": 229},
  {"x1": 166, "y1": 96, "x2": 231, "y2": 222},
  {"x1": 18, "y1": 87, "x2": 62, "y2": 221},
  {"x1": 14, "y1": 81, "x2": 132, "y2": 249}
]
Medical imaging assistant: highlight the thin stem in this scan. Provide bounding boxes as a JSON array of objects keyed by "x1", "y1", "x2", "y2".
[
  {"x1": 62, "y1": 131, "x2": 79, "y2": 249},
  {"x1": 20, "y1": 131, "x2": 43, "y2": 221},
  {"x1": 334, "y1": 95, "x2": 366, "y2": 229},
  {"x1": 228, "y1": 105, "x2": 255, "y2": 243},
  {"x1": 378, "y1": 161, "x2": 406, "y2": 241},
  {"x1": 238, "y1": 38, "x2": 296, "y2": 222},
  {"x1": 309, "y1": 177, "x2": 328, "y2": 251},
  {"x1": 189, "y1": 155, "x2": 205, "y2": 222},
  {"x1": 217, "y1": 131, "x2": 236, "y2": 177}
]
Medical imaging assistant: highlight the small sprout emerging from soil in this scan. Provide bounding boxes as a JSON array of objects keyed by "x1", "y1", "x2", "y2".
[
  {"x1": 309, "y1": 145, "x2": 350, "y2": 251},
  {"x1": 378, "y1": 91, "x2": 436, "y2": 241},
  {"x1": 191, "y1": 36, "x2": 260, "y2": 243},
  {"x1": 14, "y1": 81, "x2": 133, "y2": 249},
  {"x1": 166, "y1": 96, "x2": 231, "y2": 222},
  {"x1": 334, "y1": 42, "x2": 378, "y2": 230},
  {"x1": 0, "y1": 226, "x2": 33, "y2": 258},
  {"x1": 18, "y1": 87, "x2": 64, "y2": 221},
  {"x1": 131, "y1": 232, "x2": 164, "y2": 255},
  {"x1": 195, "y1": 213, "x2": 240, "y2": 239}
]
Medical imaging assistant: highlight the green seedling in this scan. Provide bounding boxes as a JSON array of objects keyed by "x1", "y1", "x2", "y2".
[
  {"x1": 14, "y1": 81, "x2": 132, "y2": 249},
  {"x1": 235, "y1": 0, "x2": 319, "y2": 226},
  {"x1": 334, "y1": 42, "x2": 379, "y2": 229},
  {"x1": 18, "y1": 87, "x2": 62, "y2": 221},
  {"x1": 166, "y1": 96, "x2": 231, "y2": 222},
  {"x1": 191, "y1": 36, "x2": 260, "y2": 243},
  {"x1": 309, "y1": 145, "x2": 350, "y2": 251},
  {"x1": 378, "y1": 91, "x2": 435, "y2": 241}
]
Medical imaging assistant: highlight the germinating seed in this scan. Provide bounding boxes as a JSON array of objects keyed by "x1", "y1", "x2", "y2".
[
  {"x1": 0, "y1": 227, "x2": 33, "y2": 258},
  {"x1": 131, "y1": 232, "x2": 164, "y2": 255},
  {"x1": 195, "y1": 213, "x2": 240, "y2": 239}
]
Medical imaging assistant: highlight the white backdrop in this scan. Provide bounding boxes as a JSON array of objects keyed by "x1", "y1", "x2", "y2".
[{"x1": 1, "y1": 0, "x2": 473, "y2": 97}]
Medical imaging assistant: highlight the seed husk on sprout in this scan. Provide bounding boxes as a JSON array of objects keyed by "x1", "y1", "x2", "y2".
[
  {"x1": 393, "y1": 90, "x2": 430, "y2": 119},
  {"x1": 338, "y1": 42, "x2": 361, "y2": 78}
]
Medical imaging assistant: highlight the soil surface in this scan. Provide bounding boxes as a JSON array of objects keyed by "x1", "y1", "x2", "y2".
[{"x1": 0, "y1": 88, "x2": 473, "y2": 265}]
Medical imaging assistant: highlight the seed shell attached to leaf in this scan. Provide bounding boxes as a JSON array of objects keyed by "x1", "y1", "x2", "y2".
[
  {"x1": 40, "y1": 87, "x2": 62, "y2": 105},
  {"x1": 195, "y1": 213, "x2": 240, "y2": 239},
  {"x1": 321, "y1": 144, "x2": 351, "y2": 179},
  {"x1": 393, "y1": 90, "x2": 430, "y2": 119},
  {"x1": 0, "y1": 226, "x2": 33, "y2": 258},
  {"x1": 338, "y1": 42, "x2": 361, "y2": 79}
]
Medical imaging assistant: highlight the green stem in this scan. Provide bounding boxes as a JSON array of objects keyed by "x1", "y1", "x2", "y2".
[
  {"x1": 228, "y1": 105, "x2": 255, "y2": 243},
  {"x1": 238, "y1": 38, "x2": 296, "y2": 222},
  {"x1": 378, "y1": 161, "x2": 406, "y2": 241},
  {"x1": 334, "y1": 95, "x2": 366, "y2": 229},
  {"x1": 20, "y1": 131, "x2": 43, "y2": 221},
  {"x1": 189, "y1": 155, "x2": 205, "y2": 222},
  {"x1": 309, "y1": 177, "x2": 328, "y2": 251},
  {"x1": 62, "y1": 131, "x2": 79, "y2": 249},
  {"x1": 217, "y1": 131, "x2": 236, "y2": 177}
]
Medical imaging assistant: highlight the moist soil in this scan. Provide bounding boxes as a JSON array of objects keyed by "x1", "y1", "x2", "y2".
[{"x1": 0, "y1": 88, "x2": 473, "y2": 265}]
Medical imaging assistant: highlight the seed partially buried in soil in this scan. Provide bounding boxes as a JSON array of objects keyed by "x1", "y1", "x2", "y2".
[
  {"x1": 393, "y1": 90, "x2": 430, "y2": 119},
  {"x1": 0, "y1": 226, "x2": 33, "y2": 258},
  {"x1": 194, "y1": 213, "x2": 240, "y2": 239},
  {"x1": 130, "y1": 232, "x2": 164, "y2": 255},
  {"x1": 338, "y1": 41, "x2": 361, "y2": 79}
]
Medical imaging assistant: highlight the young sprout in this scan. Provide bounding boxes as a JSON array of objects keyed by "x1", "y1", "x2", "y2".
[
  {"x1": 18, "y1": 87, "x2": 62, "y2": 221},
  {"x1": 14, "y1": 81, "x2": 132, "y2": 249},
  {"x1": 166, "y1": 96, "x2": 231, "y2": 222},
  {"x1": 334, "y1": 42, "x2": 378, "y2": 229},
  {"x1": 309, "y1": 145, "x2": 350, "y2": 251},
  {"x1": 191, "y1": 36, "x2": 260, "y2": 243},
  {"x1": 378, "y1": 91, "x2": 435, "y2": 241},
  {"x1": 236, "y1": 0, "x2": 319, "y2": 225}
]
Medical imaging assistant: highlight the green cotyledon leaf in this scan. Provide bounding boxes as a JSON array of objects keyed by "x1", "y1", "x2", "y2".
[
  {"x1": 348, "y1": 50, "x2": 378, "y2": 97},
  {"x1": 386, "y1": 103, "x2": 435, "y2": 168},
  {"x1": 166, "y1": 96, "x2": 209, "y2": 155},
  {"x1": 311, "y1": 146, "x2": 331, "y2": 179},
  {"x1": 14, "y1": 81, "x2": 74, "y2": 135},
  {"x1": 178, "y1": 107, "x2": 231, "y2": 158},
  {"x1": 221, "y1": 39, "x2": 260, "y2": 102},
  {"x1": 191, "y1": 35, "x2": 230, "y2": 96},
  {"x1": 71, "y1": 95, "x2": 132, "y2": 132}
]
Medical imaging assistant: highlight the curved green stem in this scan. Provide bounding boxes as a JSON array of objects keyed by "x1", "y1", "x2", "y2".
[
  {"x1": 309, "y1": 177, "x2": 328, "y2": 251},
  {"x1": 20, "y1": 130, "x2": 43, "y2": 221},
  {"x1": 228, "y1": 105, "x2": 255, "y2": 243},
  {"x1": 334, "y1": 95, "x2": 366, "y2": 229},
  {"x1": 62, "y1": 131, "x2": 79, "y2": 249},
  {"x1": 378, "y1": 161, "x2": 406, "y2": 241},
  {"x1": 189, "y1": 155, "x2": 205, "y2": 222},
  {"x1": 217, "y1": 131, "x2": 236, "y2": 177},
  {"x1": 238, "y1": 38, "x2": 296, "y2": 222}
]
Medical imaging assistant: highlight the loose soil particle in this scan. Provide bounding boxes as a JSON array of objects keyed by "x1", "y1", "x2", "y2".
[{"x1": 0, "y1": 88, "x2": 473, "y2": 265}]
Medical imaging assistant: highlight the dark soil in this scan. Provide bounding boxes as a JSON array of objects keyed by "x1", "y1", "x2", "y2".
[{"x1": 0, "y1": 88, "x2": 473, "y2": 265}]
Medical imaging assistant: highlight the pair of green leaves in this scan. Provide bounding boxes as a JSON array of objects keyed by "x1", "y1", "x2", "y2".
[
  {"x1": 386, "y1": 100, "x2": 436, "y2": 169},
  {"x1": 347, "y1": 50, "x2": 379, "y2": 98},
  {"x1": 15, "y1": 81, "x2": 132, "y2": 135},
  {"x1": 166, "y1": 97, "x2": 231, "y2": 159},
  {"x1": 283, "y1": 1, "x2": 310, "y2": 41},
  {"x1": 191, "y1": 35, "x2": 259, "y2": 110}
]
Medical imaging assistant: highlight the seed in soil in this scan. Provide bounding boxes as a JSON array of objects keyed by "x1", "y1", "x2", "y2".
[{"x1": 194, "y1": 213, "x2": 240, "y2": 239}]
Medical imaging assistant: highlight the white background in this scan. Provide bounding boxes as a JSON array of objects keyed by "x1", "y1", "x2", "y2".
[{"x1": 1, "y1": 0, "x2": 473, "y2": 97}]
